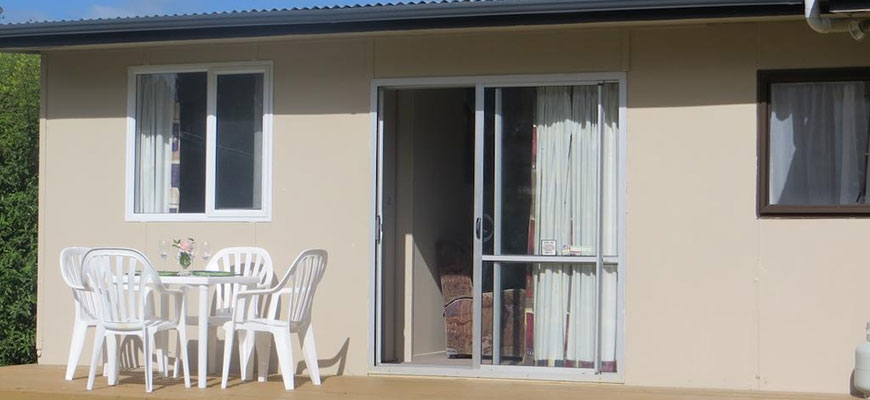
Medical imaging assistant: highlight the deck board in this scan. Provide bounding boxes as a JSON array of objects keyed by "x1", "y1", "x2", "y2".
[{"x1": 0, "y1": 364, "x2": 853, "y2": 400}]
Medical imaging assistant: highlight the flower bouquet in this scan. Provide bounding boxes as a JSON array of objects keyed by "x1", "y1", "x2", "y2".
[{"x1": 172, "y1": 238, "x2": 196, "y2": 275}]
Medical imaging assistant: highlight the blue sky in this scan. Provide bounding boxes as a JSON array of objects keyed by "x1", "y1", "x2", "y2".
[{"x1": 0, "y1": 0, "x2": 371, "y2": 24}]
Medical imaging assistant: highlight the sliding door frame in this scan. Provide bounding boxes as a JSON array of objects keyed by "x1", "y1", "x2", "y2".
[{"x1": 369, "y1": 73, "x2": 627, "y2": 382}]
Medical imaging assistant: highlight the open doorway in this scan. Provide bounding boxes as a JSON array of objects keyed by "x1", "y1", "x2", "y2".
[{"x1": 378, "y1": 87, "x2": 476, "y2": 366}]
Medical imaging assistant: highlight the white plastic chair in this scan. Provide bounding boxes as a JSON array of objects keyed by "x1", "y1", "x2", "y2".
[
  {"x1": 81, "y1": 247, "x2": 190, "y2": 392},
  {"x1": 203, "y1": 247, "x2": 274, "y2": 378},
  {"x1": 60, "y1": 246, "x2": 116, "y2": 381},
  {"x1": 220, "y1": 249, "x2": 327, "y2": 390}
]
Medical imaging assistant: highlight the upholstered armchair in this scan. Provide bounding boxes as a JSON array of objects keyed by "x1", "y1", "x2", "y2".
[{"x1": 437, "y1": 241, "x2": 525, "y2": 359}]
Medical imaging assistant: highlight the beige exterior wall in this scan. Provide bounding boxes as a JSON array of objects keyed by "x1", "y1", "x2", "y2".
[{"x1": 36, "y1": 18, "x2": 870, "y2": 394}]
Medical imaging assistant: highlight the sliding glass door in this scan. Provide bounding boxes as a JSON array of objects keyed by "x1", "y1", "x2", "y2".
[{"x1": 374, "y1": 75, "x2": 624, "y2": 379}]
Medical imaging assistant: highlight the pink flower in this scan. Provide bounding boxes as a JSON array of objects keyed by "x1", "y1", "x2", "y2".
[{"x1": 172, "y1": 238, "x2": 196, "y2": 255}]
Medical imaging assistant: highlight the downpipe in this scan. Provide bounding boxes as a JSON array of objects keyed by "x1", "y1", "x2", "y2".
[{"x1": 805, "y1": 0, "x2": 869, "y2": 40}]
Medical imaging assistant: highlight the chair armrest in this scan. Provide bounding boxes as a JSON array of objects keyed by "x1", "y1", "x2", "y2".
[
  {"x1": 162, "y1": 288, "x2": 185, "y2": 297},
  {"x1": 69, "y1": 283, "x2": 89, "y2": 292},
  {"x1": 235, "y1": 288, "x2": 277, "y2": 298},
  {"x1": 277, "y1": 287, "x2": 306, "y2": 296},
  {"x1": 230, "y1": 287, "x2": 278, "y2": 321}
]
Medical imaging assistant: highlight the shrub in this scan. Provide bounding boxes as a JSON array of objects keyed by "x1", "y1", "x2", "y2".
[{"x1": 0, "y1": 52, "x2": 39, "y2": 365}]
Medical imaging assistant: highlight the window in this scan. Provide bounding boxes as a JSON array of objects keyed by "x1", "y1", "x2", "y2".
[
  {"x1": 758, "y1": 68, "x2": 870, "y2": 216},
  {"x1": 126, "y1": 63, "x2": 272, "y2": 221}
]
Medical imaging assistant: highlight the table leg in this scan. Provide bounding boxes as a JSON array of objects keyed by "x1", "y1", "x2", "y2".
[
  {"x1": 198, "y1": 285, "x2": 208, "y2": 388},
  {"x1": 157, "y1": 295, "x2": 169, "y2": 377}
]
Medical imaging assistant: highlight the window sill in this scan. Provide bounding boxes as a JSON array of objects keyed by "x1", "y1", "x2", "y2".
[
  {"x1": 126, "y1": 213, "x2": 271, "y2": 223},
  {"x1": 759, "y1": 204, "x2": 870, "y2": 217}
]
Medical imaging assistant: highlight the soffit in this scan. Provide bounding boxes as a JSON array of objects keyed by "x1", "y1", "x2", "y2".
[{"x1": 0, "y1": 0, "x2": 804, "y2": 50}]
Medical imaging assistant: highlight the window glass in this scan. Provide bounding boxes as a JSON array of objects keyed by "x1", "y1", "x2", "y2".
[
  {"x1": 480, "y1": 261, "x2": 618, "y2": 370},
  {"x1": 133, "y1": 72, "x2": 206, "y2": 214},
  {"x1": 215, "y1": 73, "x2": 264, "y2": 210},
  {"x1": 767, "y1": 80, "x2": 870, "y2": 207},
  {"x1": 483, "y1": 84, "x2": 619, "y2": 257}
]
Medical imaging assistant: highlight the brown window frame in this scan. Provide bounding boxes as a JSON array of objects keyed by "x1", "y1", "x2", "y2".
[{"x1": 757, "y1": 67, "x2": 870, "y2": 217}]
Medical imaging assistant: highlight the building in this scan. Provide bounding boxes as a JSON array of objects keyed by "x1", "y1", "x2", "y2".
[{"x1": 1, "y1": 0, "x2": 869, "y2": 395}]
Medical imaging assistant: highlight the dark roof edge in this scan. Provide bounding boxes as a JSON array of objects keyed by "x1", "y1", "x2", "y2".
[{"x1": 0, "y1": 1, "x2": 804, "y2": 50}]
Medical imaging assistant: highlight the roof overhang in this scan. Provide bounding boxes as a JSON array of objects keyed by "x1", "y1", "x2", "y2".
[
  {"x1": 0, "y1": 0, "x2": 805, "y2": 51},
  {"x1": 829, "y1": 0, "x2": 870, "y2": 13}
]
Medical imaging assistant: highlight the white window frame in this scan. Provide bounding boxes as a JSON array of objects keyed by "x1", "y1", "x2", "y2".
[
  {"x1": 125, "y1": 61, "x2": 273, "y2": 222},
  {"x1": 368, "y1": 72, "x2": 627, "y2": 383}
]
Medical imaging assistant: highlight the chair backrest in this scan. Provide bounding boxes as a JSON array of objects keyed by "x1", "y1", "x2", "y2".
[
  {"x1": 207, "y1": 247, "x2": 274, "y2": 311},
  {"x1": 82, "y1": 248, "x2": 163, "y2": 326},
  {"x1": 60, "y1": 247, "x2": 99, "y2": 321},
  {"x1": 270, "y1": 249, "x2": 327, "y2": 324}
]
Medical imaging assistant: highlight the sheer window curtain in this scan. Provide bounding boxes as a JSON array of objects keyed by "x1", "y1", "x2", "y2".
[
  {"x1": 135, "y1": 74, "x2": 177, "y2": 213},
  {"x1": 600, "y1": 84, "x2": 619, "y2": 373},
  {"x1": 769, "y1": 82, "x2": 870, "y2": 205},
  {"x1": 532, "y1": 84, "x2": 618, "y2": 370}
]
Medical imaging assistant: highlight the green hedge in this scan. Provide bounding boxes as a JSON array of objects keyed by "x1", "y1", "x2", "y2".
[{"x1": 0, "y1": 53, "x2": 39, "y2": 366}]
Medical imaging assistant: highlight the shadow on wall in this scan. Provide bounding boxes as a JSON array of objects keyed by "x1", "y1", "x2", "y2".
[
  {"x1": 203, "y1": 336, "x2": 350, "y2": 380},
  {"x1": 296, "y1": 337, "x2": 349, "y2": 379},
  {"x1": 117, "y1": 336, "x2": 143, "y2": 371}
]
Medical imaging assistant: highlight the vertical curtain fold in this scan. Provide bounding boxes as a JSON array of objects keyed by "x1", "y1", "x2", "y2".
[
  {"x1": 600, "y1": 83, "x2": 619, "y2": 372},
  {"x1": 769, "y1": 82, "x2": 869, "y2": 205},
  {"x1": 135, "y1": 74, "x2": 177, "y2": 214},
  {"x1": 532, "y1": 84, "x2": 618, "y2": 370}
]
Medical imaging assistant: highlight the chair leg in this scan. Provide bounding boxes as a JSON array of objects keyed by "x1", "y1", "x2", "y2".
[
  {"x1": 86, "y1": 328, "x2": 105, "y2": 391},
  {"x1": 236, "y1": 329, "x2": 246, "y2": 381},
  {"x1": 155, "y1": 334, "x2": 168, "y2": 378},
  {"x1": 144, "y1": 288, "x2": 168, "y2": 378},
  {"x1": 105, "y1": 334, "x2": 118, "y2": 385},
  {"x1": 65, "y1": 320, "x2": 89, "y2": 380},
  {"x1": 256, "y1": 332, "x2": 271, "y2": 383},
  {"x1": 220, "y1": 322, "x2": 236, "y2": 389},
  {"x1": 101, "y1": 339, "x2": 109, "y2": 378},
  {"x1": 177, "y1": 327, "x2": 191, "y2": 388},
  {"x1": 299, "y1": 323, "x2": 321, "y2": 385},
  {"x1": 273, "y1": 330, "x2": 295, "y2": 391},
  {"x1": 239, "y1": 329, "x2": 256, "y2": 381},
  {"x1": 158, "y1": 342, "x2": 169, "y2": 378},
  {"x1": 144, "y1": 332, "x2": 153, "y2": 393}
]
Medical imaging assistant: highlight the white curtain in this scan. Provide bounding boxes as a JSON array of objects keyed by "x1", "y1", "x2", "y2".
[
  {"x1": 134, "y1": 74, "x2": 176, "y2": 213},
  {"x1": 600, "y1": 84, "x2": 619, "y2": 372},
  {"x1": 533, "y1": 84, "x2": 618, "y2": 370},
  {"x1": 769, "y1": 82, "x2": 869, "y2": 205}
]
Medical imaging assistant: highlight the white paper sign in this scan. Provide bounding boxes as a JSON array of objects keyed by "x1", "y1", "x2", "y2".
[{"x1": 541, "y1": 239, "x2": 557, "y2": 256}]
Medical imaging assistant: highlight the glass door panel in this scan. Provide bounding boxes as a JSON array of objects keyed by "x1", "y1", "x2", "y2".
[
  {"x1": 480, "y1": 261, "x2": 618, "y2": 370},
  {"x1": 483, "y1": 85, "x2": 619, "y2": 258},
  {"x1": 376, "y1": 87, "x2": 477, "y2": 367},
  {"x1": 479, "y1": 83, "x2": 620, "y2": 372}
]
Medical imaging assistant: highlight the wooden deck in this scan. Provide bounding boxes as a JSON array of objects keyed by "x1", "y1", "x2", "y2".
[{"x1": 0, "y1": 364, "x2": 854, "y2": 400}]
